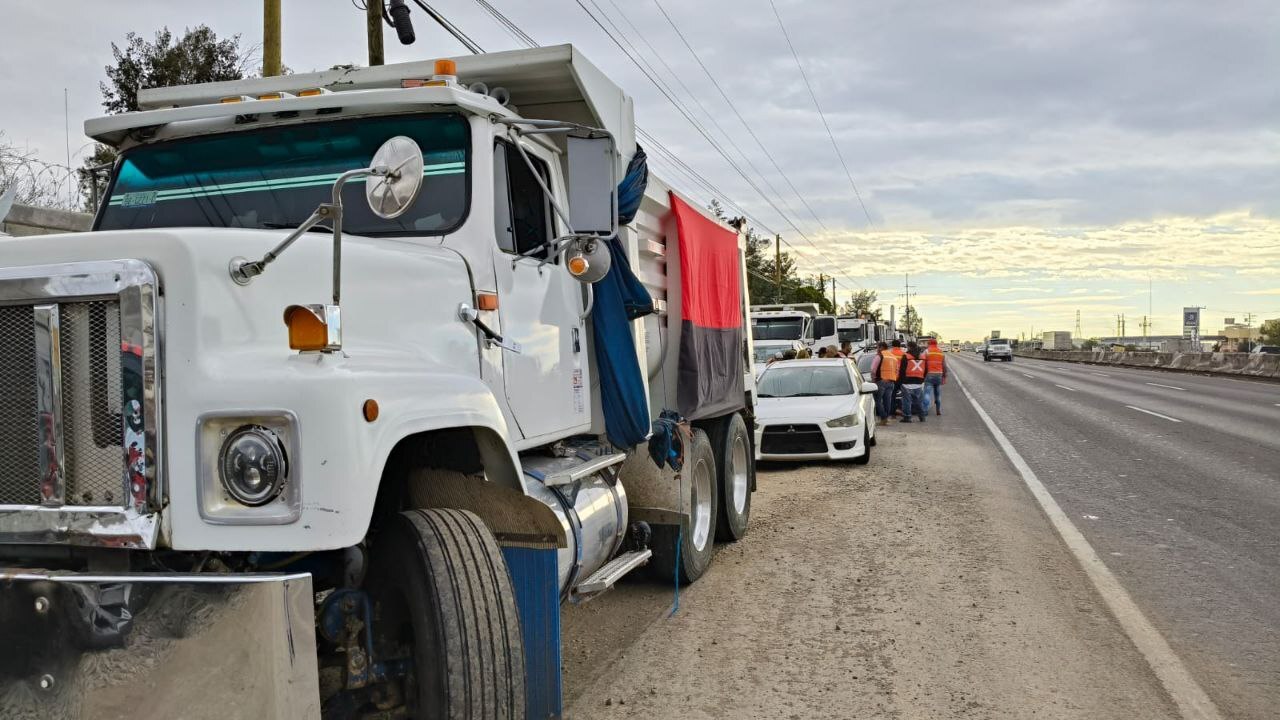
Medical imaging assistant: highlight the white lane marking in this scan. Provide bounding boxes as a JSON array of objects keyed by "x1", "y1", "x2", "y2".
[
  {"x1": 1091, "y1": 371, "x2": 1111, "y2": 377},
  {"x1": 1146, "y1": 382, "x2": 1186, "y2": 391},
  {"x1": 1054, "y1": 384, "x2": 1078, "y2": 392},
  {"x1": 1126, "y1": 405, "x2": 1183, "y2": 423},
  {"x1": 1022, "y1": 373, "x2": 1037, "y2": 378},
  {"x1": 953, "y1": 372, "x2": 1222, "y2": 720}
]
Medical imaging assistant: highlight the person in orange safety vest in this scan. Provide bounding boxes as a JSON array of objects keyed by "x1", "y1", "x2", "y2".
[
  {"x1": 900, "y1": 342, "x2": 928, "y2": 423},
  {"x1": 871, "y1": 341, "x2": 899, "y2": 425},
  {"x1": 923, "y1": 338, "x2": 948, "y2": 416}
]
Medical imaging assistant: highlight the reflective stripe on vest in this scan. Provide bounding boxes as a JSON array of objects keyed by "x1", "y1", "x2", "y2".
[
  {"x1": 904, "y1": 355, "x2": 926, "y2": 379},
  {"x1": 879, "y1": 351, "x2": 901, "y2": 381},
  {"x1": 926, "y1": 349, "x2": 946, "y2": 374}
]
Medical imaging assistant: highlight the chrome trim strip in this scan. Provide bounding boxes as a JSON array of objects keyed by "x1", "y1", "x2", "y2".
[
  {"x1": 0, "y1": 504, "x2": 158, "y2": 549},
  {"x1": 0, "y1": 569, "x2": 311, "y2": 584},
  {"x1": 33, "y1": 304, "x2": 66, "y2": 506}
]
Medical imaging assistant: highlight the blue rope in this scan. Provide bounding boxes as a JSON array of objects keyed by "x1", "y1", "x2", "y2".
[{"x1": 667, "y1": 526, "x2": 681, "y2": 617}]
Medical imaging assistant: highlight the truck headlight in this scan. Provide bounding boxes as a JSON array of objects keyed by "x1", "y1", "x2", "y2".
[
  {"x1": 219, "y1": 425, "x2": 288, "y2": 506},
  {"x1": 827, "y1": 414, "x2": 859, "y2": 428},
  {"x1": 198, "y1": 411, "x2": 301, "y2": 524}
]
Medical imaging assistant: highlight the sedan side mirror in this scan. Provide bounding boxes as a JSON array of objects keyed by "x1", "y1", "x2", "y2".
[{"x1": 860, "y1": 382, "x2": 878, "y2": 394}]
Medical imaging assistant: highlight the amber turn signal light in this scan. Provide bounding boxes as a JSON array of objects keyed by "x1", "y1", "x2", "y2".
[
  {"x1": 362, "y1": 399, "x2": 380, "y2": 422},
  {"x1": 476, "y1": 292, "x2": 499, "y2": 311},
  {"x1": 284, "y1": 305, "x2": 328, "y2": 351}
]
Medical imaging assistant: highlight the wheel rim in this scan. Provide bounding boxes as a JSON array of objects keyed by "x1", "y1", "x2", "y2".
[
  {"x1": 691, "y1": 456, "x2": 713, "y2": 551},
  {"x1": 730, "y1": 433, "x2": 749, "y2": 515}
]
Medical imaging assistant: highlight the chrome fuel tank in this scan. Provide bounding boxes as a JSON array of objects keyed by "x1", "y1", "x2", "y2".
[{"x1": 522, "y1": 465, "x2": 628, "y2": 598}]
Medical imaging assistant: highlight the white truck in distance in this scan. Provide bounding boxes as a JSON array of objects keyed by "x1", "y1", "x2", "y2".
[
  {"x1": 751, "y1": 303, "x2": 837, "y2": 352},
  {"x1": 0, "y1": 46, "x2": 758, "y2": 720}
]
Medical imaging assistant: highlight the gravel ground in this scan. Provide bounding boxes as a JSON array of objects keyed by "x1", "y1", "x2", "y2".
[{"x1": 561, "y1": 413, "x2": 1182, "y2": 719}]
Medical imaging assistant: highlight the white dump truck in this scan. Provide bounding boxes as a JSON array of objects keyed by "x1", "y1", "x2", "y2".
[
  {"x1": 750, "y1": 303, "x2": 836, "y2": 352},
  {"x1": 0, "y1": 45, "x2": 757, "y2": 719}
]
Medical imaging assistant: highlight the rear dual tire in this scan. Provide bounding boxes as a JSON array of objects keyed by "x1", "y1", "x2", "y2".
[{"x1": 651, "y1": 428, "x2": 718, "y2": 584}]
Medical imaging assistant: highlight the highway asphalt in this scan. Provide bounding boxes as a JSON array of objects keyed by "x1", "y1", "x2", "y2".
[{"x1": 949, "y1": 352, "x2": 1280, "y2": 719}]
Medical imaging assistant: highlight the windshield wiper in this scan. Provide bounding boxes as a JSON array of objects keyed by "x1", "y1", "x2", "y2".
[
  {"x1": 262, "y1": 222, "x2": 332, "y2": 233},
  {"x1": 756, "y1": 393, "x2": 776, "y2": 398}
]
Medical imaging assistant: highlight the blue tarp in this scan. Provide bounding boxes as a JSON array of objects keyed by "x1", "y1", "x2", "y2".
[{"x1": 592, "y1": 149, "x2": 654, "y2": 448}]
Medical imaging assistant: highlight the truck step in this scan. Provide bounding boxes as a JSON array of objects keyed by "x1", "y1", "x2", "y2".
[
  {"x1": 542, "y1": 452, "x2": 627, "y2": 487},
  {"x1": 573, "y1": 549, "x2": 652, "y2": 596}
]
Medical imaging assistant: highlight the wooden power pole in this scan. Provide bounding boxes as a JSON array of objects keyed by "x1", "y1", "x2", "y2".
[
  {"x1": 774, "y1": 234, "x2": 782, "y2": 302},
  {"x1": 367, "y1": 0, "x2": 385, "y2": 66},
  {"x1": 263, "y1": 0, "x2": 282, "y2": 76}
]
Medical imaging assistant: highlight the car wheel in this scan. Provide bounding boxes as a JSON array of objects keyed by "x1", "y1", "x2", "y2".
[{"x1": 852, "y1": 427, "x2": 871, "y2": 465}]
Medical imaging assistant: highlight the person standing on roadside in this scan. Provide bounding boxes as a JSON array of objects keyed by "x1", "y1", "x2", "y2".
[
  {"x1": 900, "y1": 342, "x2": 928, "y2": 423},
  {"x1": 890, "y1": 339, "x2": 906, "y2": 417},
  {"x1": 923, "y1": 338, "x2": 948, "y2": 415},
  {"x1": 871, "y1": 341, "x2": 898, "y2": 425},
  {"x1": 840, "y1": 340, "x2": 854, "y2": 358}
]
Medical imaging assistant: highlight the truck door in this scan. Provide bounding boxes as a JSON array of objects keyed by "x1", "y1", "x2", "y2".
[{"x1": 490, "y1": 139, "x2": 591, "y2": 441}]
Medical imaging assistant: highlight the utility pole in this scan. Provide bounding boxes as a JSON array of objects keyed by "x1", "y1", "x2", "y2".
[
  {"x1": 367, "y1": 0, "x2": 385, "y2": 66},
  {"x1": 263, "y1": 0, "x2": 282, "y2": 76},
  {"x1": 1074, "y1": 310, "x2": 1082, "y2": 339},
  {"x1": 831, "y1": 276, "x2": 837, "y2": 311},
  {"x1": 774, "y1": 234, "x2": 781, "y2": 303}
]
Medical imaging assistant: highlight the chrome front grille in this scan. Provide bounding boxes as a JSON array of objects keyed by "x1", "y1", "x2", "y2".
[
  {"x1": 0, "y1": 305, "x2": 41, "y2": 505},
  {"x1": 0, "y1": 259, "x2": 160, "y2": 549},
  {"x1": 0, "y1": 300, "x2": 127, "y2": 506}
]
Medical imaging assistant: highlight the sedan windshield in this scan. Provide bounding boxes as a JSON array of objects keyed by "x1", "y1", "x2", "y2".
[
  {"x1": 758, "y1": 366, "x2": 853, "y2": 398},
  {"x1": 753, "y1": 318, "x2": 805, "y2": 341},
  {"x1": 97, "y1": 113, "x2": 468, "y2": 236}
]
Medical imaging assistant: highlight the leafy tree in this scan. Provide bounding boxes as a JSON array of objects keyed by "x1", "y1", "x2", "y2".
[
  {"x1": 1081, "y1": 338, "x2": 1099, "y2": 350},
  {"x1": 100, "y1": 26, "x2": 250, "y2": 115},
  {"x1": 840, "y1": 289, "x2": 879, "y2": 319},
  {"x1": 901, "y1": 306, "x2": 923, "y2": 336},
  {"x1": 1261, "y1": 318, "x2": 1280, "y2": 345}
]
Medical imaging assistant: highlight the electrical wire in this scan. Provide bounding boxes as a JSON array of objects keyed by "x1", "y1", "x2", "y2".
[
  {"x1": 767, "y1": 0, "x2": 876, "y2": 229},
  {"x1": 649, "y1": 0, "x2": 829, "y2": 233}
]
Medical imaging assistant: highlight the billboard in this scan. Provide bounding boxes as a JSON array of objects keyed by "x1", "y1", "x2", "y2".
[{"x1": 1182, "y1": 307, "x2": 1200, "y2": 338}]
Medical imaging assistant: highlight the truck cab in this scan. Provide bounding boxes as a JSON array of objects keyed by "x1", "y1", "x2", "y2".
[{"x1": 0, "y1": 45, "x2": 756, "y2": 719}]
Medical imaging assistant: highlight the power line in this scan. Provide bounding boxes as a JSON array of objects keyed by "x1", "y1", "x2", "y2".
[
  {"x1": 649, "y1": 0, "x2": 829, "y2": 234},
  {"x1": 569, "y1": 0, "x2": 855, "y2": 287},
  {"x1": 767, "y1": 0, "x2": 875, "y2": 229}
]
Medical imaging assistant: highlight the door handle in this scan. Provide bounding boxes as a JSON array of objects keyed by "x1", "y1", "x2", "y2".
[{"x1": 458, "y1": 303, "x2": 521, "y2": 353}]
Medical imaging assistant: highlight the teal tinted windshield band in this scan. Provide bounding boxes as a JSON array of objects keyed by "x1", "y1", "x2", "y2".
[{"x1": 107, "y1": 162, "x2": 465, "y2": 206}]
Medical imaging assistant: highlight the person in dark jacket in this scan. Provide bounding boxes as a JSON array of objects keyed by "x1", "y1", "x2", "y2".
[{"x1": 900, "y1": 342, "x2": 928, "y2": 423}]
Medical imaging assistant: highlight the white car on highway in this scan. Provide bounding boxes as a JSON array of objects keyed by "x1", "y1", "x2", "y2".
[{"x1": 754, "y1": 359, "x2": 878, "y2": 463}]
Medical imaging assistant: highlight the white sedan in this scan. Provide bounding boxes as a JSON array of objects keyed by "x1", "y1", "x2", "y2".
[{"x1": 754, "y1": 359, "x2": 878, "y2": 463}]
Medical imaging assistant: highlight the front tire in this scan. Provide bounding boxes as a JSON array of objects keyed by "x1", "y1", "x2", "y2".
[
  {"x1": 651, "y1": 428, "x2": 719, "y2": 584},
  {"x1": 852, "y1": 427, "x2": 872, "y2": 465},
  {"x1": 367, "y1": 508, "x2": 526, "y2": 720},
  {"x1": 709, "y1": 413, "x2": 752, "y2": 542}
]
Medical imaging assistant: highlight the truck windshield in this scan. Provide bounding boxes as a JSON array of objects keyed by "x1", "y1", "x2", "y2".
[
  {"x1": 96, "y1": 113, "x2": 468, "y2": 236},
  {"x1": 838, "y1": 325, "x2": 865, "y2": 343},
  {"x1": 753, "y1": 318, "x2": 804, "y2": 341}
]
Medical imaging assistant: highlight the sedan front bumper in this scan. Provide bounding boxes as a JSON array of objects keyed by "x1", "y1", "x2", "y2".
[
  {"x1": 0, "y1": 569, "x2": 319, "y2": 719},
  {"x1": 755, "y1": 420, "x2": 866, "y2": 461}
]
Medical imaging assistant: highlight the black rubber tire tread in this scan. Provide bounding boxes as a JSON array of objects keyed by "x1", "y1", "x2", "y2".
[
  {"x1": 709, "y1": 413, "x2": 752, "y2": 542},
  {"x1": 852, "y1": 427, "x2": 872, "y2": 465},
  {"x1": 649, "y1": 428, "x2": 719, "y2": 584},
  {"x1": 372, "y1": 508, "x2": 526, "y2": 720}
]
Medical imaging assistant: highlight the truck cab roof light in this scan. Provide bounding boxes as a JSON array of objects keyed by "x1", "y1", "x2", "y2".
[
  {"x1": 257, "y1": 92, "x2": 295, "y2": 101},
  {"x1": 296, "y1": 88, "x2": 330, "y2": 97},
  {"x1": 219, "y1": 95, "x2": 253, "y2": 104}
]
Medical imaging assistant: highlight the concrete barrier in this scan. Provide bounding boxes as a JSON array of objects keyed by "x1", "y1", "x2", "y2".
[
  {"x1": 1, "y1": 203, "x2": 92, "y2": 236},
  {"x1": 1015, "y1": 348, "x2": 1280, "y2": 379}
]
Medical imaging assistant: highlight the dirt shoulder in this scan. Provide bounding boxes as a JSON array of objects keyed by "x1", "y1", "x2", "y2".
[{"x1": 562, "y1": 408, "x2": 1181, "y2": 719}]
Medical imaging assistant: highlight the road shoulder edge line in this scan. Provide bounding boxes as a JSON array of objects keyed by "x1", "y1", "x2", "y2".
[{"x1": 952, "y1": 369, "x2": 1223, "y2": 720}]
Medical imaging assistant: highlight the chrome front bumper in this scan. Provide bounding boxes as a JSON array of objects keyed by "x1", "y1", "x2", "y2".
[{"x1": 0, "y1": 570, "x2": 319, "y2": 719}]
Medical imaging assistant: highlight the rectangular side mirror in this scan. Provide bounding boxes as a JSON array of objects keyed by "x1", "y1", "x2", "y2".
[
  {"x1": 860, "y1": 382, "x2": 878, "y2": 394},
  {"x1": 567, "y1": 135, "x2": 616, "y2": 236}
]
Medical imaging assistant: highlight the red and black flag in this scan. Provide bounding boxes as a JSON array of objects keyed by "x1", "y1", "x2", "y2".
[{"x1": 670, "y1": 192, "x2": 745, "y2": 420}]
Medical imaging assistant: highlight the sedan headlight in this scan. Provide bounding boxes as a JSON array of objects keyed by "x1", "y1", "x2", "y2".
[{"x1": 827, "y1": 413, "x2": 860, "y2": 428}]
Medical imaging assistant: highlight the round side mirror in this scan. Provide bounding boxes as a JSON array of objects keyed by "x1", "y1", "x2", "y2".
[{"x1": 365, "y1": 136, "x2": 425, "y2": 219}]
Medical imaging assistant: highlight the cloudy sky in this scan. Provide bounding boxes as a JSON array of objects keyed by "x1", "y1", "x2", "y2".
[{"x1": 2, "y1": 0, "x2": 1277, "y2": 339}]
